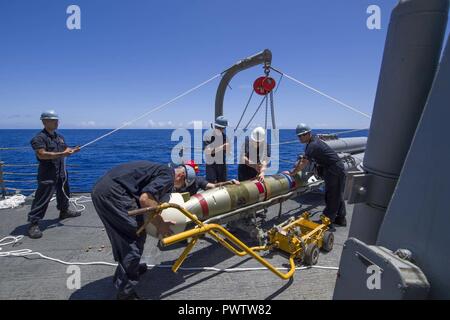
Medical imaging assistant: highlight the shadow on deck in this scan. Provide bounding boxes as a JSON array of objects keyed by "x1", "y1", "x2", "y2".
[{"x1": 0, "y1": 192, "x2": 352, "y2": 300}]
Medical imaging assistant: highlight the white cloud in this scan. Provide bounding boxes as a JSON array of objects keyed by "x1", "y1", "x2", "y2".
[
  {"x1": 80, "y1": 120, "x2": 96, "y2": 127},
  {"x1": 311, "y1": 123, "x2": 332, "y2": 129},
  {"x1": 145, "y1": 119, "x2": 212, "y2": 129},
  {"x1": 187, "y1": 120, "x2": 209, "y2": 128}
]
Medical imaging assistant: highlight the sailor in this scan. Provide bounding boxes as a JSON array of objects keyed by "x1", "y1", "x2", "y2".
[
  {"x1": 289, "y1": 123, "x2": 347, "y2": 228},
  {"x1": 238, "y1": 127, "x2": 271, "y2": 182},
  {"x1": 27, "y1": 111, "x2": 81, "y2": 239},
  {"x1": 91, "y1": 161, "x2": 196, "y2": 300},
  {"x1": 177, "y1": 160, "x2": 240, "y2": 195},
  {"x1": 204, "y1": 116, "x2": 229, "y2": 183}
]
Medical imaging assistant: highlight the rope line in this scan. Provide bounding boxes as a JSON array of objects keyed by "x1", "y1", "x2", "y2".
[
  {"x1": 234, "y1": 89, "x2": 255, "y2": 131},
  {"x1": 265, "y1": 92, "x2": 269, "y2": 130},
  {"x1": 79, "y1": 73, "x2": 221, "y2": 149},
  {"x1": 0, "y1": 147, "x2": 30, "y2": 151},
  {"x1": 274, "y1": 73, "x2": 284, "y2": 94},
  {"x1": 270, "y1": 66, "x2": 371, "y2": 119},
  {"x1": 0, "y1": 235, "x2": 338, "y2": 273},
  {"x1": 243, "y1": 95, "x2": 267, "y2": 131}
]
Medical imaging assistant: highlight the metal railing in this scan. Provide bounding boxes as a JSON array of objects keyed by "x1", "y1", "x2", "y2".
[
  {"x1": 0, "y1": 161, "x2": 84, "y2": 198},
  {"x1": 0, "y1": 144, "x2": 303, "y2": 198},
  {"x1": 0, "y1": 161, "x2": 5, "y2": 198}
]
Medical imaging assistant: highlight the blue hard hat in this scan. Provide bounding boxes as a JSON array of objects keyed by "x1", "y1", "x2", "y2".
[
  {"x1": 40, "y1": 110, "x2": 59, "y2": 120},
  {"x1": 296, "y1": 123, "x2": 311, "y2": 136},
  {"x1": 214, "y1": 116, "x2": 228, "y2": 128},
  {"x1": 183, "y1": 164, "x2": 196, "y2": 187}
]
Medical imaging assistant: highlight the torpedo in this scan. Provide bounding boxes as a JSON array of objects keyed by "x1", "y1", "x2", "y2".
[
  {"x1": 145, "y1": 171, "x2": 305, "y2": 237},
  {"x1": 143, "y1": 136, "x2": 366, "y2": 239}
]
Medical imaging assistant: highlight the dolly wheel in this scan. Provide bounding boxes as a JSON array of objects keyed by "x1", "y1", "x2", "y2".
[
  {"x1": 304, "y1": 243, "x2": 320, "y2": 266},
  {"x1": 322, "y1": 231, "x2": 334, "y2": 252}
]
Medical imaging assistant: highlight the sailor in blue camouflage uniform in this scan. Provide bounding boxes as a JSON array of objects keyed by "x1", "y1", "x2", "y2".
[
  {"x1": 91, "y1": 161, "x2": 196, "y2": 300},
  {"x1": 290, "y1": 123, "x2": 347, "y2": 229},
  {"x1": 27, "y1": 111, "x2": 81, "y2": 239}
]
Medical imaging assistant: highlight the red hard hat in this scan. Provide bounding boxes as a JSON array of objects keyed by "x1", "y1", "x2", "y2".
[{"x1": 185, "y1": 160, "x2": 199, "y2": 174}]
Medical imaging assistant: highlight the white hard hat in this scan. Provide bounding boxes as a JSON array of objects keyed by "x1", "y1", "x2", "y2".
[{"x1": 250, "y1": 127, "x2": 266, "y2": 143}]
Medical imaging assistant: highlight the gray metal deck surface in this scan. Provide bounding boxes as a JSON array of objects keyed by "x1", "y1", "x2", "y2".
[{"x1": 0, "y1": 192, "x2": 352, "y2": 300}]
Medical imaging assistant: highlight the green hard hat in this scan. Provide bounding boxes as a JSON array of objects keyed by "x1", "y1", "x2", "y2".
[
  {"x1": 40, "y1": 110, "x2": 59, "y2": 120},
  {"x1": 296, "y1": 123, "x2": 311, "y2": 136}
]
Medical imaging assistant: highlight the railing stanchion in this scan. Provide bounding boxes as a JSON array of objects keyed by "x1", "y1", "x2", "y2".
[{"x1": 0, "y1": 161, "x2": 6, "y2": 199}]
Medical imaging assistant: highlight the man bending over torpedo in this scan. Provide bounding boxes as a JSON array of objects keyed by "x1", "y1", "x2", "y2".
[{"x1": 91, "y1": 161, "x2": 196, "y2": 300}]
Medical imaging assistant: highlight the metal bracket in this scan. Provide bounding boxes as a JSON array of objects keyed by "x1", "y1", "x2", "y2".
[
  {"x1": 334, "y1": 238, "x2": 430, "y2": 299},
  {"x1": 344, "y1": 171, "x2": 398, "y2": 207},
  {"x1": 344, "y1": 171, "x2": 370, "y2": 204}
]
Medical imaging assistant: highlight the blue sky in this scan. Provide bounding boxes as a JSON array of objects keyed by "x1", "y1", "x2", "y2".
[{"x1": 1, "y1": 0, "x2": 449, "y2": 129}]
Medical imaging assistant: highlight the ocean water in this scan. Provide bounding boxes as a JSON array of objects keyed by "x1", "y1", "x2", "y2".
[{"x1": 0, "y1": 129, "x2": 368, "y2": 194}]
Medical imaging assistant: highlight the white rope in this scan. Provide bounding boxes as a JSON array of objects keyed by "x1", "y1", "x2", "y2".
[
  {"x1": 285, "y1": 72, "x2": 371, "y2": 118},
  {"x1": 59, "y1": 158, "x2": 92, "y2": 212},
  {"x1": 325, "y1": 128, "x2": 369, "y2": 136},
  {"x1": 79, "y1": 73, "x2": 221, "y2": 149},
  {"x1": 0, "y1": 235, "x2": 338, "y2": 272},
  {"x1": 271, "y1": 67, "x2": 371, "y2": 119},
  {"x1": 68, "y1": 195, "x2": 92, "y2": 212},
  {"x1": 55, "y1": 74, "x2": 223, "y2": 210},
  {"x1": 0, "y1": 194, "x2": 26, "y2": 209},
  {"x1": 278, "y1": 159, "x2": 298, "y2": 164}
]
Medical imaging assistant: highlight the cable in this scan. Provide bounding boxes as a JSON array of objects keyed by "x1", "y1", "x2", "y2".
[
  {"x1": 327, "y1": 128, "x2": 369, "y2": 136},
  {"x1": 0, "y1": 147, "x2": 30, "y2": 150},
  {"x1": 274, "y1": 73, "x2": 283, "y2": 94},
  {"x1": 79, "y1": 73, "x2": 221, "y2": 149},
  {"x1": 0, "y1": 235, "x2": 338, "y2": 272},
  {"x1": 278, "y1": 159, "x2": 298, "y2": 164},
  {"x1": 269, "y1": 91, "x2": 276, "y2": 130},
  {"x1": 264, "y1": 93, "x2": 269, "y2": 130},
  {"x1": 243, "y1": 95, "x2": 267, "y2": 131},
  {"x1": 6, "y1": 75, "x2": 220, "y2": 204},
  {"x1": 60, "y1": 73, "x2": 219, "y2": 205},
  {"x1": 269, "y1": 66, "x2": 371, "y2": 119},
  {"x1": 234, "y1": 89, "x2": 255, "y2": 131}
]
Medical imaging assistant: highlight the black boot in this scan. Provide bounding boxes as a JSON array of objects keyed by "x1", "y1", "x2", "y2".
[
  {"x1": 28, "y1": 222, "x2": 43, "y2": 239},
  {"x1": 116, "y1": 290, "x2": 141, "y2": 300},
  {"x1": 334, "y1": 216, "x2": 347, "y2": 227},
  {"x1": 139, "y1": 263, "x2": 148, "y2": 276},
  {"x1": 59, "y1": 208, "x2": 81, "y2": 220}
]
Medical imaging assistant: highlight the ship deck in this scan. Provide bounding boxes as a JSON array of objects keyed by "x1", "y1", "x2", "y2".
[{"x1": 0, "y1": 192, "x2": 352, "y2": 300}]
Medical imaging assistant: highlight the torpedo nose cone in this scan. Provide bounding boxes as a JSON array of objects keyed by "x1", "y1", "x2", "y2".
[{"x1": 145, "y1": 193, "x2": 192, "y2": 238}]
